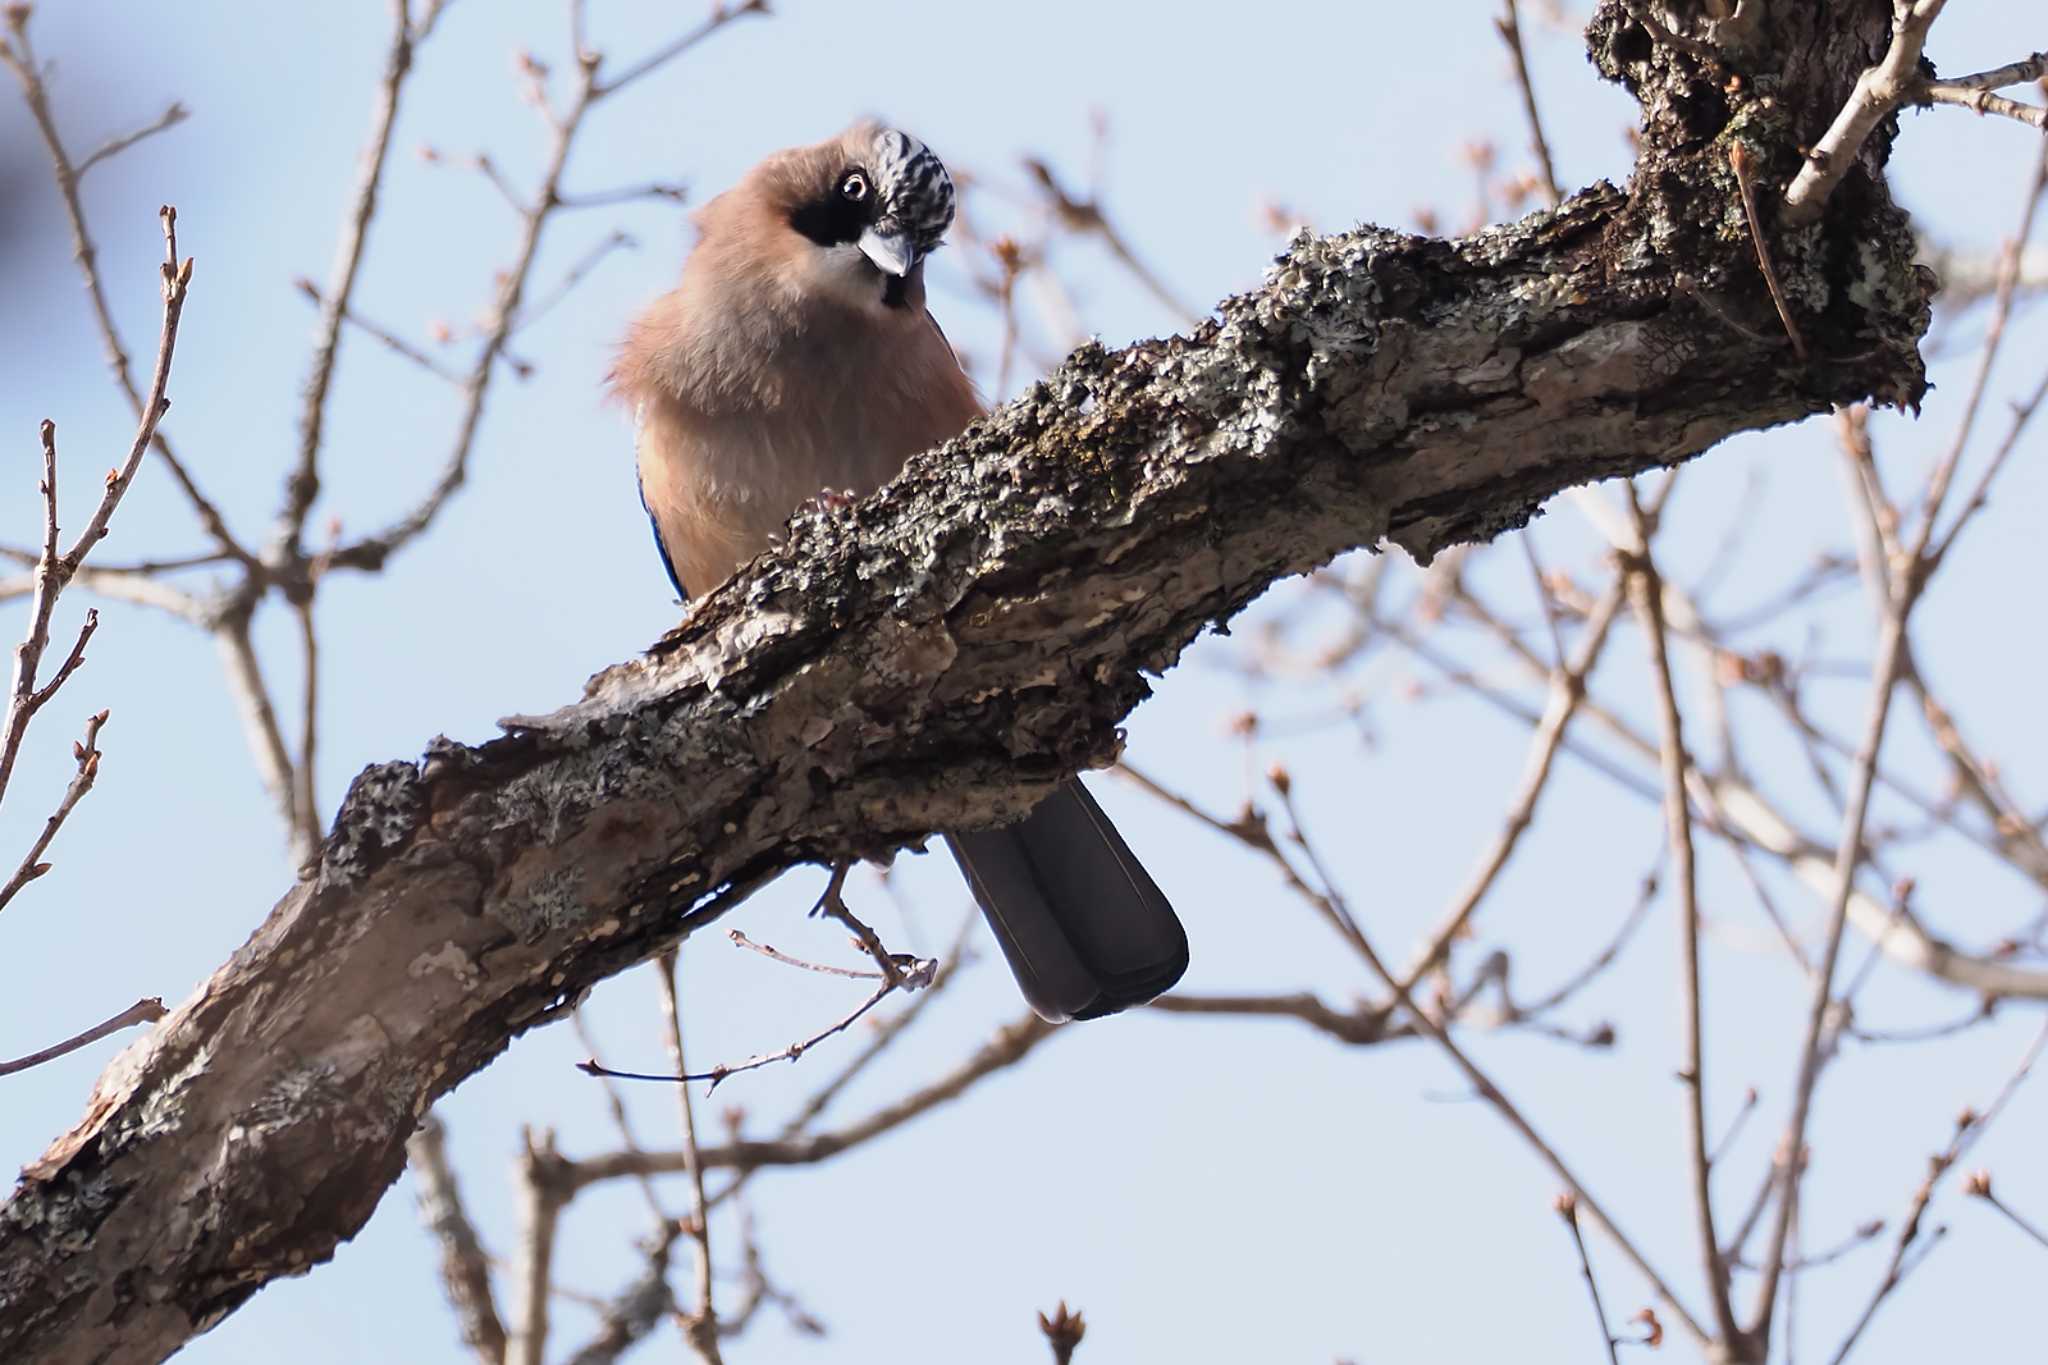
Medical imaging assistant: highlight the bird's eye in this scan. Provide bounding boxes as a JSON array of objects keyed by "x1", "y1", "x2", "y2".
[{"x1": 839, "y1": 172, "x2": 869, "y2": 202}]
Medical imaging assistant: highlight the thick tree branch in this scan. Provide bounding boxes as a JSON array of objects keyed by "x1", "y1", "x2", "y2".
[{"x1": 0, "y1": 5, "x2": 1936, "y2": 1358}]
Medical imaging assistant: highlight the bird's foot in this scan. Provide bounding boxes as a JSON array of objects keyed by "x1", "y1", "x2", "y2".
[{"x1": 797, "y1": 487, "x2": 859, "y2": 517}]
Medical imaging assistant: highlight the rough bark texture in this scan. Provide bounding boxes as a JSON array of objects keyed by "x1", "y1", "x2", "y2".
[{"x1": 0, "y1": 4, "x2": 1933, "y2": 1360}]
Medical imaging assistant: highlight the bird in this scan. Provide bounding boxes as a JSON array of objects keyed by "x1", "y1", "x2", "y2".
[{"x1": 613, "y1": 122, "x2": 1188, "y2": 1022}]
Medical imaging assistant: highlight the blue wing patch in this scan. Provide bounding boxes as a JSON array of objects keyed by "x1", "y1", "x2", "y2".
[{"x1": 639, "y1": 471, "x2": 686, "y2": 602}]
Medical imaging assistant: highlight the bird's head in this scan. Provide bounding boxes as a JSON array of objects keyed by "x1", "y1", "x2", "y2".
[{"x1": 735, "y1": 121, "x2": 956, "y2": 313}]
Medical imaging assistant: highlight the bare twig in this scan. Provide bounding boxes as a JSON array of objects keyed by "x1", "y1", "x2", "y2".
[
  {"x1": 727, "y1": 930, "x2": 887, "y2": 980},
  {"x1": 1748, "y1": 593, "x2": 1915, "y2": 1340},
  {"x1": 294, "y1": 277, "x2": 465, "y2": 384},
  {"x1": 513, "y1": 229, "x2": 636, "y2": 334},
  {"x1": 1930, "y1": 144, "x2": 2048, "y2": 563},
  {"x1": 0, "y1": 29, "x2": 249, "y2": 568},
  {"x1": 0, "y1": 708, "x2": 108, "y2": 916},
  {"x1": 508, "y1": 1128, "x2": 565, "y2": 1365},
  {"x1": 654, "y1": 953, "x2": 723, "y2": 1364},
  {"x1": 558, "y1": 1227, "x2": 678, "y2": 1364},
  {"x1": 280, "y1": 0, "x2": 419, "y2": 552},
  {"x1": 1924, "y1": 50, "x2": 2048, "y2": 94},
  {"x1": 591, "y1": 0, "x2": 766, "y2": 98},
  {"x1": 1782, "y1": 0, "x2": 1948, "y2": 223},
  {"x1": 554, "y1": 181, "x2": 687, "y2": 209},
  {"x1": 75, "y1": 101, "x2": 188, "y2": 176},
  {"x1": 1280, "y1": 777, "x2": 1712, "y2": 1348},
  {"x1": 1625, "y1": 487, "x2": 1739, "y2": 1347},
  {"x1": 1729, "y1": 142, "x2": 1808, "y2": 361},
  {"x1": 333, "y1": 4, "x2": 763, "y2": 574},
  {"x1": 0, "y1": 208, "x2": 190, "y2": 808},
  {"x1": 1914, "y1": 144, "x2": 2048, "y2": 555},
  {"x1": 1964, "y1": 1172, "x2": 2048, "y2": 1254},
  {"x1": 1828, "y1": 1020, "x2": 2048, "y2": 1363},
  {"x1": 406, "y1": 1114, "x2": 510, "y2": 1365},
  {"x1": 1388, "y1": 577, "x2": 1628, "y2": 996},
  {"x1": 0, "y1": 995, "x2": 164, "y2": 1077},
  {"x1": 560, "y1": 1014, "x2": 1060, "y2": 1195},
  {"x1": 581, "y1": 965, "x2": 928, "y2": 1091},
  {"x1": 1918, "y1": 85, "x2": 2047, "y2": 130},
  {"x1": 214, "y1": 603, "x2": 313, "y2": 865},
  {"x1": 1709, "y1": 1087, "x2": 1761, "y2": 1169},
  {"x1": 1023, "y1": 156, "x2": 1202, "y2": 329},
  {"x1": 1496, "y1": 0, "x2": 1563, "y2": 206},
  {"x1": 1554, "y1": 1193, "x2": 1621, "y2": 1365},
  {"x1": 292, "y1": 599, "x2": 320, "y2": 852}
]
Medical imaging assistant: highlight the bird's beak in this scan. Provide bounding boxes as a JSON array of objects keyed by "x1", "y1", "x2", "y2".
[{"x1": 857, "y1": 226, "x2": 916, "y2": 278}]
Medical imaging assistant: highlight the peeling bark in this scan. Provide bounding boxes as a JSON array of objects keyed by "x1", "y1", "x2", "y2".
[{"x1": 0, "y1": 4, "x2": 1935, "y2": 1360}]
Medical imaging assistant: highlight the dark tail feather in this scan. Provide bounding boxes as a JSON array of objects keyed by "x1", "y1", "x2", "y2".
[{"x1": 946, "y1": 778, "x2": 1188, "y2": 1023}]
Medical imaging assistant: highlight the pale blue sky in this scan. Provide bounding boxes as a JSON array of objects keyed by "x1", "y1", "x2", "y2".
[{"x1": 3, "y1": 3, "x2": 2045, "y2": 1363}]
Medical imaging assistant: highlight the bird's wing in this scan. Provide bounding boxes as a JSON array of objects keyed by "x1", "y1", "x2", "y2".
[{"x1": 635, "y1": 402, "x2": 687, "y2": 602}]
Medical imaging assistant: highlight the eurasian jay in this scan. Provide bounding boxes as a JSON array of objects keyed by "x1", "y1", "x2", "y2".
[{"x1": 614, "y1": 122, "x2": 1188, "y2": 1022}]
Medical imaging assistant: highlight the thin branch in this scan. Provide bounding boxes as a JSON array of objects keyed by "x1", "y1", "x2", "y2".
[
  {"x1": 1, "y1": 206, "x2": 190, "y2": 807},
  {"x1": 278, "y1": 0, "x2": 419, "y2": 552},
  {"x1": 727, "y1": 929, "x2": 887, "y2": 980},
  {"x1": 0, "y1": 566, "x2": 207, "y2": 621},
  {"x1": 294, "y1": 277, "x2": 465, "y2": 384},
  {"x1": 1625, "y1": 486, "x2": 1739, "y2": 1346},
  {"x1": 1777, "y1": 1218, "x2": 1885, "y2": 1273},
  {"x1": 557, "y1": 1227, "x2": 678, "y2": 1365},
  {"x1": 0, "y1": 30, "x2": 251, "y2": 568},
  {"x1": 1023, "y1": 156, "x2": 1202, "y2": 329},
  {"x1": 554, "y1": 181, "x2": 687, "y2": 210},
  {"x1": 590, "y1": 0, "x2": 767, "y2": 98},
  {"x1": 1931, "y1": 143, "x2": 2048, "y2": 563},
  {"x1": 1709, "y1": 1087, "x2": 1761, "y2": 1169},
  {"x1": 704, "y1": 911, "x2": 983, "y2": 1215},
  {"x1": 0, "y1": 545, "x2": 228, "y2": 576},
  {"x1": 0, "y1": 995, "x2": 164, "y2": 1077},
  {"x1": 1730, "y1": 142, "x2": 1808, "y2": 361},
  {"x1": 471, "y1": 152, "x2": 530, "y2": 214},
  {"x1": 1496, "y1": 0, "x2": 1563, "y2": 206},
  {"x1": 569, "y1": 1009, "x2": 671, "y2": 1223},
  {"x1": 560, "y1": 1014, "x2": 1060, "y2": 1196},
  {"x1": 1925, "y1": 50, "x2": 2048, "y2": 94},
  {"x1": 337, "y1": 2, "x2": 739, "y2": 572},
  {"x1": 1965, "y1": 1173, "x2": 2048, "y2": 1254},
  {"x1": 1782, "y1": 0, "x2": 1949, "y2": 224},
  {"x1": 581, "y1": 974, "x2": 918, "y2": 1091},
  {"x1": 1554, "y1": 1194, "x2": 1622, "y2": 1365},
  {"x1": 1282, "y1": 774, "x2": 1712, "y2": 1348},
  {"x1": 75, "y1": 101, "x2": 188, "y2": 176},
  {"x1": 1916, "y1": 140, "x2": 2048, "y2": 554},
  {"x1": 512, "y1": 228, "x2": 636, "y2": 334},
  {"x1": 508, "y1": 1129, "x2": 564, "y2": 1365},
  {"x1": 291, "y1": 599, "x2": 321, "y2": 857},
  {"x1": 1918, "y1": 84, "x2": 2046, "y2": 129},
  {"x1": 406, "y1": 1114, "x2": 509, "y2": 1365},
  {"x1": 213, "y1": 602, "x2": 309, "y2": 864},
  {"x1": 1149, "y1": 990, "x2": 1402, "y2": 1044},
  {"x1": 1828, "y1": 1020, "x2": 2048, "y2": 1364},
  {"x1": 1388, "y1": 576, "x2": 1628, "y2": 996},
  {"x1": 0, "y1": 707, "x2": 108, "y2": 916},
  {"x1": 654, "y1": 953, "x2": 724, "y2": 1364},
  {"x1": 1748, "y1": 592, "x2": 1914, "y2": 1339},
  {"x1": 60, "y1": 208, "x2": 193, "y2": 568}
]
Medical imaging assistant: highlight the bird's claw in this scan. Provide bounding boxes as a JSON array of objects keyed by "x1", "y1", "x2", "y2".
[{"x1": 799, "y1": 487, "x2": 859, "y2": 517}]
